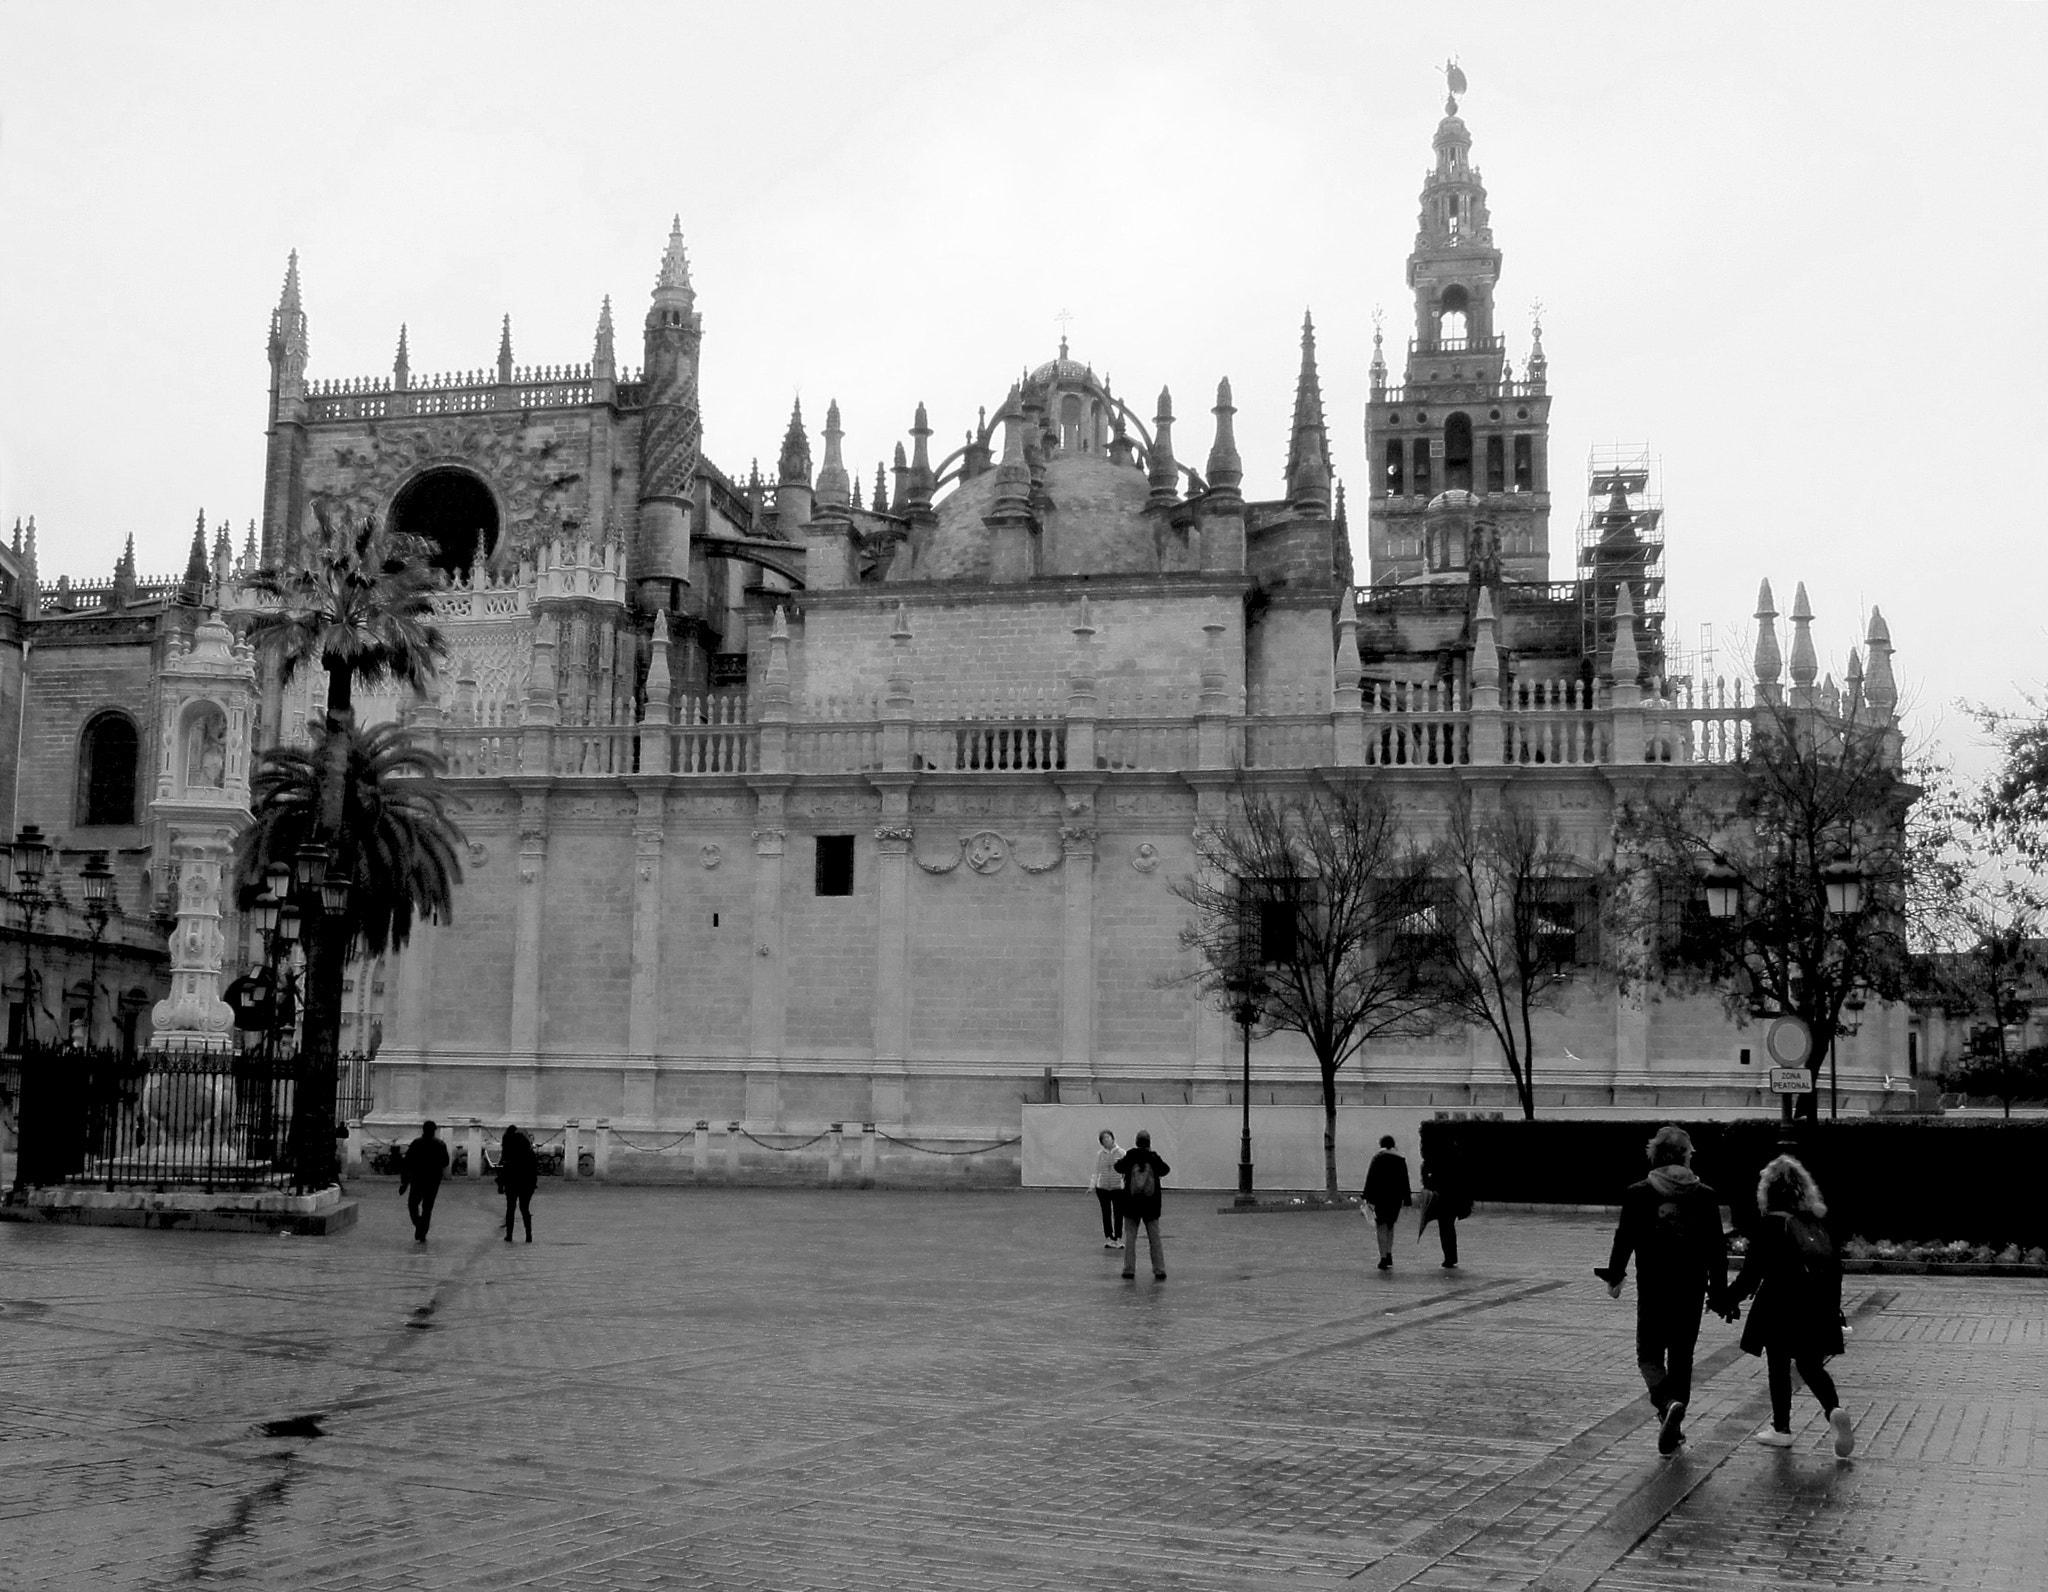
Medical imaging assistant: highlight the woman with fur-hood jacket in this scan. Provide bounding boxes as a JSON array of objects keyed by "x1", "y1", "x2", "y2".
[{"x1": 1728, "y1": 1155, "x2": 1855, "y2": 1456}]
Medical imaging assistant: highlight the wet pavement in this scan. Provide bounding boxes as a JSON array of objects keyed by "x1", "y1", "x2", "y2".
[{"x1": 1, "y1": 1182, "x2": 2040, "y2": 1590}]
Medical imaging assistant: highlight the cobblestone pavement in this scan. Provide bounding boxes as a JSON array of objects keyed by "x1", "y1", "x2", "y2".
[{"x1": 2, "y1": 1184, "x2": 2040, "y2": 1590}]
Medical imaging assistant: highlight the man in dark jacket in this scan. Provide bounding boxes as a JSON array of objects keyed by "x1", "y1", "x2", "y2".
[
  {"x1": 499, "y1": 1124, "x2": 539, "y2": 1243},
  {"x1": 1599, "y1": 1125, "x2": 1730, "y2": 1456},
  {"x1": 1419, "y1": 1137, "x2": 1471, "y2": 1269},
  {"x1": 1362, "y1": 1135, "x2": 1412, "y2": 1271},
  {"x1": 1114, "y1": 1130, "x2": 1170, "y2": 1282},
  {"x1": 398, "y1": 1121, "x2": 451, "y2": 1243}
]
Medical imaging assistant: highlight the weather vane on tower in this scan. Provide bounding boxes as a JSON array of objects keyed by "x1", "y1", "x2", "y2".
[
  {"x1": 1054, "y1": 307, "x2": 1075, "y2": 360},
  {"x1": 1443, "y1": 57, "x2": 1467, "y2": 113}
]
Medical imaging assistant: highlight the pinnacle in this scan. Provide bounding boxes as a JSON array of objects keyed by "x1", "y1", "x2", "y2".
[{"x1": 656, "y1": 217, "x2": 694, "y2": 296}]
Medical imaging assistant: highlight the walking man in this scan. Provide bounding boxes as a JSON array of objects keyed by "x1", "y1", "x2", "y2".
[
  {"x1": 1361, "y1": 1134, "x2": 1412, "y2": 1271},
  {"x1": 1114, "y1": 1130, "x2": 1170, "y2": 1281},
  {"x1": 398, "y1": 1120, "x2": 451, "y2": 1243},
  {"x1": 1419, "y1": 1135, "x2": 1470, "y2": 1269},
  {"x1": 1598, "y1": 1125, "x2": 1730, "y2": 1456},
  {"x1": 499, "y1": 1123, "x2": 538, "y2": 1243}
]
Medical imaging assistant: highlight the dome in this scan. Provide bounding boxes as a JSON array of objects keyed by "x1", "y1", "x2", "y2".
[
  {"x1": 1427, "y1": 489, "x2": 1480, "y2": 512},
  {"x1": 1029, "y1": 355, "x2": 1093, "y2": 386},
  {"x1": 887, "y1": 448, "x2": 1177, "y2": 584}
]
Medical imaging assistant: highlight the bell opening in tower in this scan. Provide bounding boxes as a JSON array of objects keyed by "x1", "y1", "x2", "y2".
[
  {"x1": 1445, "y1": 413, "x2": 1474, "y2": 493},
  {"x1": 389, "y1": 467, "x2": 500, "y2": 574}
]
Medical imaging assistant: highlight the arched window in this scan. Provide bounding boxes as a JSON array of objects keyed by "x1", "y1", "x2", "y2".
[
  {"x1": 1437, "y1": 285, "x2": 1470, "y2": 346},
  {"x1": 1411, "y1": 440, "x2": 1432, "y2": 499},
  {"x1": 1444, "y1": 413, "x2": 1474, "y2": 493},
  {"x1": 78, "y1": 712, "x2": 139, "y2": 827},
  {"x1": 389, "y1": 467, "x2": 500, "y2": 575},
  {"x1": 1384, "y1": 440, "x2": 1405, "y2": 495}
]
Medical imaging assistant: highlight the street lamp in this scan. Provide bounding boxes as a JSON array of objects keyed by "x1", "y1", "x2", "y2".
[
  {"x1": 293, "y1": 841, "x2": 330, "y2": 896},
  {"x1": 1823, "y1": 854, "x2": 1863, "y2": 917},
  {"x1": 8, "y1": 824, "x2": 54, "y2": 1045},
  {"x1": 1224, "y1": 967, "x2": 1264, "y2": 1208},
  {"x1": 1701, "y1": 863, "x2": 1740, "y2": 922},
  {"x1": 79, "y1": 850, "x2": 116, "y2": 1048}
]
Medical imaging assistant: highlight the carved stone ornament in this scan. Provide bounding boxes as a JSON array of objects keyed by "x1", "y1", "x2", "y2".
[
  {"x1": 700, "y1": 842, "x2": 723, "y2": 869},
  {"x1": 467, "y1": 840, "x2": 490, "y2": 868},
  {"x1": 964, "y1": 831, "x2": 1008, "y2": 874},
  {"x1": 874, "y1": 823, "x2": 915, "y2": 846},
  {"x1": 1131, "y1": 842, "x2": 1161, "y2": 874},
  {"x1": 752, "y1": 826, "x2": 787, "y2": 856}
]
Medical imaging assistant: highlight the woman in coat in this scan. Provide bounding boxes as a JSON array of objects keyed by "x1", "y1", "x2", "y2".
[
  {"x1": 499, "y1": 1124, "x2": 539, "y2": 1243},
  {"x1": 1728, "y1": 1155, "x2": 1853, "y2": 1456},
  {"x1": 1361, "y1": 1134, "x2": 1412, "y2": 1271},
  {"x1": 1091, "y1": 1129, "x2": 1126, "y2": 1250}
]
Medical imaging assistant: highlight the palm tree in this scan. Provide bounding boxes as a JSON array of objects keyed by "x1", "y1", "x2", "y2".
[
  {"x1": 237, "y1": 720, "x2": 466, "y2": 1185},
  {"x1": 246, "y1": 515, "x2": 447, "y2": 724},
  {"x1": 242, "y1": 515, "x2": 450, "y2": 1187}
]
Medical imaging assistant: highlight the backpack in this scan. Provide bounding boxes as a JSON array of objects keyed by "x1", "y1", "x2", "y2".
[
  {"x1": 1783, "y1": 1213, "x2": 1838, "y2": 1283},
  {"x1": 1127, "y1": 1159, "x2": 1159, "y2": 1204}
]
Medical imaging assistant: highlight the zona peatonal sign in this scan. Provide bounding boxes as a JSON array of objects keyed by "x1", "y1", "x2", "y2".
[{"x1": 1764, "y1": 1014, "x2": 1814, "y2": 1093}]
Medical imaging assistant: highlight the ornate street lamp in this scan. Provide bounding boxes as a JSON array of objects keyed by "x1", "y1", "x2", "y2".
[
  {"x1": 8, "y1": 824, "x2": 54, "y2": 1045},
  {"x1": 318, "y1": 872, "x2": 351, "y2": 918},
  {"x1": 79, "y1": 851, "x2": 116, "y2": 1048},
  {"x1": 1701, "y1": 863, "x2": 1741, "y2": 922},
  {"x1": 293, "y1": 841, "x2": 331, "y2": 896},
  {"x1": 1823, "y1": 854, "x2": 1864, "y2": 917}
]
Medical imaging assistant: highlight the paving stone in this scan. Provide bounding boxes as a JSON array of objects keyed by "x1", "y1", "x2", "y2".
[{"x1": 0, "y1": 1188, "x2": 2039, "y2": 1589}]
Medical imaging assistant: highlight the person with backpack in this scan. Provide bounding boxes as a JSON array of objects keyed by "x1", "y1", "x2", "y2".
[
  {"x1": 1361, "y1": 1134, "x2": 1412, "y2": 1271},
  {"x1": 1728, "y1": 1154, "x2": 1854, "y2": 1456},
  {"x1": 1419, "y1": 1135, "x2": 1471, "y2": 1269},
  {"x1": 1597, "y1": 1125, "x2": 1730, "y2": 1456},
  {"x1": 1090, "y1": 1129, "x2": 1126, "y2": 1250},
  {"x1": 1114, "y1": 1130, "x2": 1170, "y2": 1281}
]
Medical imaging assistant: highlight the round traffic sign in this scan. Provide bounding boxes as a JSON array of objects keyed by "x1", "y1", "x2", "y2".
[{"x1": 1765, "y1": 1014, "x2": 1812, "y2": 1068}]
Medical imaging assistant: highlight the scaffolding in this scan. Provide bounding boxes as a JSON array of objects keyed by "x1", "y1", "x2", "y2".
[{"x1": 1575, "y1": 445, "x2": 1666, "y2": 679}]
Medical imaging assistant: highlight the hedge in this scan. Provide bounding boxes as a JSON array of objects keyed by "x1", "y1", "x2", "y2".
[{"x1": 1418, "y1": 1117, "x2": 2048, "y2": 1247}]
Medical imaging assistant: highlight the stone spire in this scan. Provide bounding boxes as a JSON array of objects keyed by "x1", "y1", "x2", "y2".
[
  {"x1": 268, "y1": 250, "x2": 308, "y2": 393},
  {"x1": 1844, "y1": 646, "x2": 1865, "y2": 718},
  {"x1": 1609, "y1": 581, "x2": 1640, "y2": 685},
  {"x1": 1286, "y1": 312, "x2": 1331, "y2": 515},
  {"x1": 1470, "y1": 587, "x2": 1500, "y2": 702},
  {"x1": 210, "y1": 521, "x2": 233, "y2": 593},
  {"x1": 872, "y1": 462, "x2": 889, "y2": 514},
  {"x1": 1147, "y1": 387, "x2": 1178, "y2": 508},
  {"x1": 393, "y1": 324, "x2": 411, "y2": 390},
  {"x1": 1753, "y1": 579, "x2": 1782, "y2": 702},
  {"x1": 1205, "y1": 378, "x2": 1241, "y2": 497},
  {"x1": 20, "y1": 515, "x2": 37, "y2": 598},
  {"x1": 112, "y1": 533, "x2": 137, "y2": 609},
  {"x1": 1788, "y1": 581, "x2": 1818, "y2": 695},
  {"x1": 1333, "y1": 480, "x2": 1354, "y2": 587},
  {"x1": 180, "y1": 510, "x2": 210, "y2": 606},
  {"x1": 239, "y1": 520, "x2": 258, "y2": 574},
  {"x1": 778, "y1": 398, "x2": 812, "y2": 487},
  {"x1": 989, "y1": 397, "x2": 1032, "y2": 520},
  {"x1": 1334, "y1": 586, "x2": 1363, "y2": 698},
  {"x1": 654, "y1": 214, "x2": 694, "y2": 304},
  {"x1": 1369, "y1": 321, "x2": 1387, "y2": 394},
  {"x1": 889, "y1": 442, "x2": 909, "y2": 515},
  {"x1": 1863, "y1": 607, "x2": 1897, "y2": 719},
  {"x1": 638, "y1": 216, "x2": 706, "y2": 601},
  {"x1": 641, "y1": 609, "x2": 672, "y2": 719},
  {"x1": 815, "y1": 399, "x2": 851, "y2": 509},
  {"x1": 593, "y1": 296, "x2": 616, "y2": 380},
  {"x1": 496, "y1": 314, "x2": 514, "y2": 385},
  {"x1": 906, "y1": 402, "x2": 935, "y2": 513},
  {"x1": 1526, "y1": 309, "x2": 1548, "y2": 389}
]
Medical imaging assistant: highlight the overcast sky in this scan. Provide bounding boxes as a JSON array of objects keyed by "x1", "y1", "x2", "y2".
[{"x1": 1, "y1": 1, "x2": 2040, "y2": 770}]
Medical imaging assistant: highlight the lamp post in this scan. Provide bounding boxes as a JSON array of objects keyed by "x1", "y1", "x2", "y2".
[
  {"x1": 79, "y1": 850, "x2": 115, "y2": 1048},
  {"x1": 1820, "y1": 852, "x2": 1865, "y2": 1121},
  {"x1": 7, "y1": 824, "x2": 53, "y2": 1046},
  {"x1": 1224, "y1": 967, "x2": 1264, "y2": 1209}
]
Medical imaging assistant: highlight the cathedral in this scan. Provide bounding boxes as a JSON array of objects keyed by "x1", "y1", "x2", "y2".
[{"x1": 0, "y1": 90, "x2": 1909, "y2": 1173}]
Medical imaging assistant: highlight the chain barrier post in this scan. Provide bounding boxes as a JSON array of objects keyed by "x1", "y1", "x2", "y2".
[
  {"x1": 860, "y1": 1121, "x2": 877, "y2": 1186},
  {"x1": 827, "y1": 1122, "x2": 844, "y2": 1184},
  {"x1": 725, "y1": 1120, "x2": 742, "y2": 1181},
  {"x1": 693, "y1": 1119, "x2": 709, "y2": 1181},
  {"x1": 593, "y1": 1118, "x2": 611, "y2": 1180},
  {"x1": 562, "y1": 1118, "x2": 580, "y2": 1179},
  {"x1": 466, "y1": 1119, "x2": 485, "y2": 1179}
]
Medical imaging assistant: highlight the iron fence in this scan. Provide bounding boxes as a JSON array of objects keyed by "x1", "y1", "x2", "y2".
[{"x1": 12, "y1": 1044, "x2": 320, "y2": 1193}]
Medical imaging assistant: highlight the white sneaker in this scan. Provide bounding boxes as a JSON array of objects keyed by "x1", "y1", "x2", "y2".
[
  {"x1": 1103, "y1": 1240, "x2": 1118, "y2": 1249},
  {"x1": 1753, "y1": 1426, "x2": 1795, "y2": 1447},
  {"x1": 1830, "y1": 1407, "x2": 1855, "y2": 1458}
]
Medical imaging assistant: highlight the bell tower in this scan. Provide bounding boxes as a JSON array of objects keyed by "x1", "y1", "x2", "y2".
[{"x1": 1365, "y1": 78, "x2": 1552, "y2": 585}]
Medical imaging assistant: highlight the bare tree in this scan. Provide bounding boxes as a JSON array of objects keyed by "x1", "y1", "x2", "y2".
[
  {"x1": 1174, "y1": 785, "x2": 1437, "y2": 1197},
  {"x1": 1414, "y1": 792, "x2": 1595, "y2": 1121},
  {"x1": 1613, "y1": 704, "x2": 1917, "y2": 1120}
]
